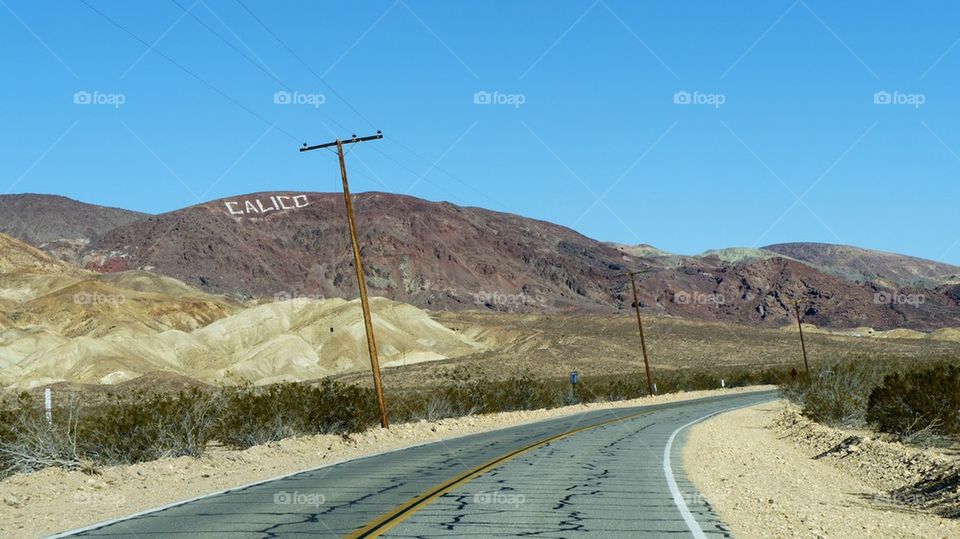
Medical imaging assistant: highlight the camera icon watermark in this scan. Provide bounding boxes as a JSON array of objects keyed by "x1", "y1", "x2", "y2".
[
  {"x1": 73, "y1": 90, "x2": 126, "y2": 108},
  {"x1": 873, "y1": 90, "x2": 925, "y2": 108},
  {"x1": 474, "y1": 490, "x2": 526, "y2": 508},
  {"x1": 274, "y1": 90, "x2": 326, "y2": 108},
  {"x1": 873, "y1": 291, "x2": 925, "y2": 307},
  {"x1": 273, "y1": 491, "x2": 325, "y2": 508},
  {"x1": 673, "y1": 90, "x2": 725, "y2": 108},
  {"x1": 473, "y1": 90, "x2": 526, "y2": 108}
]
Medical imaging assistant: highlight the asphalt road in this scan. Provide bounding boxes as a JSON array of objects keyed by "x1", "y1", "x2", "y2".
[{"x1": 57, "y1": 390, "x2": 776, "y2": 538}]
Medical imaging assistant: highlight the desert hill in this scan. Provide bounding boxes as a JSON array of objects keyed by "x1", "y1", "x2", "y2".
[
  {"x1": 0, "y1": 232, "x2": 482, "y2": 388},
  {"x1": 81, "y1": 191, "x2": 633, "y2": 311},
  {"x1": 2, "y1": 194, "x2": 960, "y2": 330},
  {"x1": 0, "y1": 193, "x2": 146, "y2": 263},
  {"x1": 2, "y1": 297, "x2": 483, "y2": 389},
  {"x1": 74, "y1": 192, "x2": 960, "y2": 330},
  {"x1": 763, "y1": 242, "x2": 960, "y2": 288}
]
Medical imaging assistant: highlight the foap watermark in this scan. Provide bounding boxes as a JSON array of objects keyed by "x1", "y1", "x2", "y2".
[
  {"x1": 673, "y1": 90, "x2": 725, "y2": 108},
  {"x1": 73, "y1": 292, "x2": 125, "y2": 305},
  {"x1": 473, "y1": 90, "x2": 526, "y2": 108},
  {"x1": 273, "y1": 292, "x2": 326, "y2": 306},
  {"x1": 674, "y1": 290, "x2": 725, "y2": 305},
  {"x1": 73, "y1": 491, "x2": 127, "y2": 506},
  {"x1": 871, "y1": 491, "x2": 929, "y2": 506},
  {"x1": 679, "y1": 490, "x2": 710, "y2": 507},
  {"x1": 274, "y1": 90, "x2": 326, "y2": 108},
  {"x1": 473, "y1": 490, "x2": 526, "y2": 508},
  {"x1": 874, "y1": 291, "x2": 925, "y2": 307},
  {"x1": 273, "y1": 491, "x2": 326, "y2": 508},
  {"x1": 474, "y1": 290, "x2": 542, "y2": 307},
  {"x1": 73, "y1": 90, "x2": 126, "y2": 108},
  {"x1": 873, "y1": 90, "x2": 925, "y2": 108}
]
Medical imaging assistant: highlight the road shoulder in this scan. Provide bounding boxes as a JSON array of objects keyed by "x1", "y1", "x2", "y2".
[{"x1": 683, "y1": 400, "x2": 960, "y2": 538}]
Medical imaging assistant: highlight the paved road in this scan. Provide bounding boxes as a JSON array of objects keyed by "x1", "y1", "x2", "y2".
[{"x1": 57, "y1": 390, "x2": 775, "y2": 538}]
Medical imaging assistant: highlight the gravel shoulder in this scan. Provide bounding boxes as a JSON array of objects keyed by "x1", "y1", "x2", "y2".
[
  {"x1": 683, "y1": 400, "x2": 960, "y2": 538},
  {"x1": 0, "y1": 386, "x2": 770, "y2": 538}
]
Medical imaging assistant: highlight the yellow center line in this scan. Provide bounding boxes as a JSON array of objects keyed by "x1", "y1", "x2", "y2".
[{"x1": 344, "y1": 408, "x2": 655, "y2": 538}]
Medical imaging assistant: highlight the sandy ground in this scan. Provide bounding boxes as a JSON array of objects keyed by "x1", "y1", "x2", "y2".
[
  {"x1": 0, "y1": 386, "x2": 770, "y2": 538},
  {"x1": 684, "y1": 400, "x2": 960, "y2": 538}
]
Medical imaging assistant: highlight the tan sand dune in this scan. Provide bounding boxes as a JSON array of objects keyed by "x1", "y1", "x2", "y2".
[
  {"x1": 926, "y1": 327, "x2": 960, "y2": 342},
  {"x1": 3, "y1": 296, "x2": 485, "y2": 388},
  {"x1": 0, "y1": 233, "x2": 84, "y2": 275}
]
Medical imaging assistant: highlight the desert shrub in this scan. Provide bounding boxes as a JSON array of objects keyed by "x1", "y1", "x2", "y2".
[
  {"x1": 0, "y1": 393, "x2": 83, "y2": 477},
  {"x1": 435, "y1": 373, "x2": 565, "y2": 415},
  {"x1": 78, "y1": 388, "x2": 219, "y2": 464},
  {"x1": 214, "y1": 380, "x2": 379, "y2": 449},
  {"x1": 0, "y1": 365, "x2": 784, "y2": 477},
  {"x1": 866, "y1": 363, "x2": 960, "y2": 439},
  {"x1": 781, "y1": 361, "x2": 887, "y2": 427}
]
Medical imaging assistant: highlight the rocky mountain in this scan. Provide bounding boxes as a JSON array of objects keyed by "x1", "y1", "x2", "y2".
[
  {"x1": 763, "y1": 242, "x2": 960, "y2": 288},
  {"x1": 60, "y1": 191, "x2": 959, "y2": 331},
  {"x1": 80, "y1": 191, "x2": 633, "y2": 312},
  {"x1": 2, "y1": 193, "x2": 959, "y2": 331},
  {"x1": 0, "y1": 194, "x2": 147, "y2": 263}
]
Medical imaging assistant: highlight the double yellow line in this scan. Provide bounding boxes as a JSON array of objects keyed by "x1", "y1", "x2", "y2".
[{"x1": 345, "y1": 408, "x2": 653, "y2": 537}]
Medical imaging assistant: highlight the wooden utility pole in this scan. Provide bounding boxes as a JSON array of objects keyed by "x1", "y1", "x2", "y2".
[
  {"x1": 300, "y1": 131, "x2": 389, "y2": 428},
  {"x1": 793, "y1": 300, "x2": 810, "y2": 375},
  {"x1": 622, "y1": 271, "x2": 655, "y2": 396}
]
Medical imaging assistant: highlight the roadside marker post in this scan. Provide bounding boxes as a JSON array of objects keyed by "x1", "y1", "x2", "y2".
[
  {"x1": 44, "y1": 387, "x2": 52, "y2": 424},
  {"x1": 300, "y1": 132, "x2": 390, "y2": 429}
]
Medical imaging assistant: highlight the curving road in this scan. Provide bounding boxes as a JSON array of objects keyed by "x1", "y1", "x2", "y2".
[{"x1": 55, "y1": 390, "x2": 775, "y2": 538}]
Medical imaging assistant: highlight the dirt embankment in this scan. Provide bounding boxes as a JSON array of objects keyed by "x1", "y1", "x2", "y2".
[
  {"x1": 684, "y1": 400, "x2": 960, "y2": 538},
  {"x1": 0, "y1": 386, "x2": 770, "y2": 539}
]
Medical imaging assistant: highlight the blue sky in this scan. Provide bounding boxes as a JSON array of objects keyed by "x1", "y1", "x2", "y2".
[{"x1": 2, "y1": 1, "x2": 959, "y2": 263}]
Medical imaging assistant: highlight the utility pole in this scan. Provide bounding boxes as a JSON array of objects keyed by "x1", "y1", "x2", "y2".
[
  {"x1": 620, "y1": 270, "x2": 655, "y2": 397},
  {"x1": 793, "y1": 299, "x2": 810, "y2": 375},
  {"x1": 300, "y1": 131, "x2": 389, "y2": 428}
]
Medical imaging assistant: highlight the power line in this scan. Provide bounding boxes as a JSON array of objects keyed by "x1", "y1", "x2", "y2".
[
  {"x1": 233, "y1": 0, "x2": 378, "y2": 131},
  {"x1": 230, "y1": 0, "x2": 510, "y2": 211},
  {"x1": 81, "y1": 0, "x2": 397, "y2": 189},
  {"x1": 170, "y1": 0, "x2": 359, "y2": 138},
  {"x1": 77, "y1": 0, "x2": 304, "y2": 143}
]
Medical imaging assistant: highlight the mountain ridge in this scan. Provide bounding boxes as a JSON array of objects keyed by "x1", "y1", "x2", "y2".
[{"x1": 3, "y1": 193, "x2": 959, "y2": 331}]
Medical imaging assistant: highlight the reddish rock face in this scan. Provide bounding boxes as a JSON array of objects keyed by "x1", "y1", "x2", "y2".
[{"x1": 3, "y1": 192, "x2": 960, "y2": 330}]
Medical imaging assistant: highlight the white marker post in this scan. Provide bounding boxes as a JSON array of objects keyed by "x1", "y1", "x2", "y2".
[{"x1": 44, "y1": 387, "x2": 52, "y2": 424}]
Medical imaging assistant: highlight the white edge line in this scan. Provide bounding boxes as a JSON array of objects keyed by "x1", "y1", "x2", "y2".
[
  {"x1": 663, "y1": 401, "x2": 761, "y2": 539},
  {"x1": 48, "y1": 390, "x2": 773, "y2": 538}
]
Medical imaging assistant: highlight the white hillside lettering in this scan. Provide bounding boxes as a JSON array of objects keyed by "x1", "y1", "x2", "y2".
[{"x1": 223, "y1": 194, "x2": 310, "y2": 217}]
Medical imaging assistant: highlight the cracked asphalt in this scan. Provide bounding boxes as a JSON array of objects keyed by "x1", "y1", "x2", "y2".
[{"x1": 60, "y1": 390, "x2": 775, "y2": 538}]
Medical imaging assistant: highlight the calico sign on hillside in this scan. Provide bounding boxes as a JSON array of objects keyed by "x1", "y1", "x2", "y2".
[{"x1": 223, "y1": 194, "x2": 310, "y2": 217}]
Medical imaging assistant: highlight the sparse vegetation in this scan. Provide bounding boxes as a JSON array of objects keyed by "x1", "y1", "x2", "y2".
[
  {"x1": 780, "y1": 356, "x2": 960, "y2": 442},
  {"x1": 1, "y1": 366, "x2": 778, "y2": 479},
  {"x1": 387, "y1": 366, "x2": 783, "y2": 422},
  {"x1": 866, "y1": 363, "x2": 960, "y2": 441},
  {"x1": 214, "y1": 381, "x2": 379, "y2": 449},
  {"x1": 6, "y1": 353, "x2": 957, "y2": 480}
]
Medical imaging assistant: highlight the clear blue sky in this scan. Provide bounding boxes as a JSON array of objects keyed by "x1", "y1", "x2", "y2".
[{"x1": 2, "y1": 1, "x2": 959, "y2": 263}]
